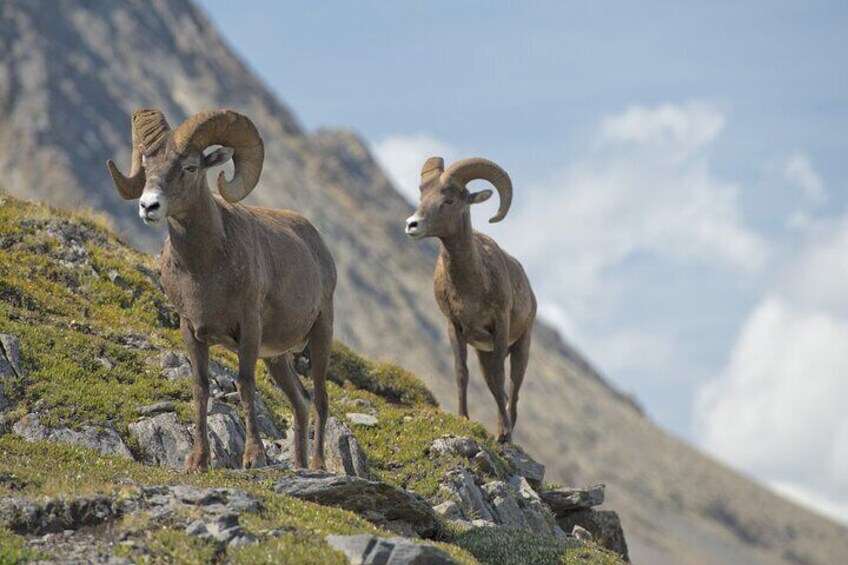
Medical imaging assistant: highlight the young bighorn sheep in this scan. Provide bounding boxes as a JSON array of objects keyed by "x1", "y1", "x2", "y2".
[
  {"x1": 405, "y1": 157, "x2": 536, "y2": 442},
  {"x1": 107, "y1": 108, "x2": 336, "y2": 472}
]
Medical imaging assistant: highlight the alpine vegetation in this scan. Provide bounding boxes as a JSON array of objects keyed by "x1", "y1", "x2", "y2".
[
  {"x1": 406, "y1": 157, "x2": 537, "y2": 442},
  {"x1": 107, "y1": 108, "x2": 337, "y2": 471}
]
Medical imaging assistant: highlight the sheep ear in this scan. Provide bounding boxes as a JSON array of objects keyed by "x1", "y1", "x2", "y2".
[
  {"x1": 203, "y1": 146, "x2": 234, "y2": 168},
  {"x1": 468, "y1": 189, "x2": 493, "y2": 204}
]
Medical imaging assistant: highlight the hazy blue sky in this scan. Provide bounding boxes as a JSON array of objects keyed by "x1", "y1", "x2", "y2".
[{"x1": 198, "y1": 1, "x2": 848, "y2": 524}]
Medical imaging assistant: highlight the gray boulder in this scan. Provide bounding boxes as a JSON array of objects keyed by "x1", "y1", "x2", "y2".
[
  {"x1": 541, "y1": 484, "x2": 605, "y2": 513},
  {"x1": 346, "y1": 412, "x2": 378, "y2": 427},
  {"x1": 12, "y1": 413, "x2": 134, "y2": 460},
  {"x1": 428, "y1": 436, "x2": 481, "y2": 459},
  {"x1": 272, "y1": 471, "x2": 438, "y2": 538},
  {"x1": 555, "y1": 509, "x2": 629, "y2": 561},
  {"x1": 128, "y1": 412, "x2": 192, "y2": 468},
  {"x1": 326, "y1": 534, "x2": 458, "y2": 565}
]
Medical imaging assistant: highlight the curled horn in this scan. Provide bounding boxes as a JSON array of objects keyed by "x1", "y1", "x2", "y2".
[
  {"x1": 172, "y1": 110, "x2": 264, "y2": 203},
  {"x1": 442, "y1": 157, "x2": 513, "y2": 223},
  {"x1": 106, "y1": 108, "x2": 170, "y2": 200}
]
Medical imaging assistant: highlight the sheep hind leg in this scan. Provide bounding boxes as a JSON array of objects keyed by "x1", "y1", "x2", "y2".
[
  {"x1": 307, "y1": 304, "x2": 333, "y2": 471},
  {"x1": 265, "y1": 355, "x2": 309, "y2": 469},
  {"x1": 507, "y1": 328, "x2": 532, "y2": 434}
]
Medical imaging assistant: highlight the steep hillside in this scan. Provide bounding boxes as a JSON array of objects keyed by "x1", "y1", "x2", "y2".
[
  {"x1": 0, "y1": 196, "x2": 626, "y2": 564},
  {"x1": 0, "y1": 1, "x2": 846, "y2": 563}
]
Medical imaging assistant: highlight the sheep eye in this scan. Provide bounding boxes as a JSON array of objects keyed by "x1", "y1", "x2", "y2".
[
  {"x1": 184, "y1": 165, "x2": 198, "y2": 173},
  {"x1": 444, "y1": 199, "x2": 455, "y2": 206}
]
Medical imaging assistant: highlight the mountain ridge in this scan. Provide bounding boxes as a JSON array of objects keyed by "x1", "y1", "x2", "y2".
[{"x1": 0, "y1": 1, "x2": 846, "y2": 563}]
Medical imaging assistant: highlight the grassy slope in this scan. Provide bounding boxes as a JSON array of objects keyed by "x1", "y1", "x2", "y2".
[{"x1": 0, "y1": 196, "x2": 620, "y2": 564}]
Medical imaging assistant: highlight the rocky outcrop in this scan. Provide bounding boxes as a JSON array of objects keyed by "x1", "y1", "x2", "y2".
[
  {"x1": 272, "y1": 471, "x2": 439, "y2": 538},
  {"x1": 0, "y1": 334, "x2": 23, "y2": 412},
  {"x1": 13, "y1": 413, "x2": 133, "y2": 460},
  {"x1": 326, "y1": 534, "x2": 458, "y2": 565}
]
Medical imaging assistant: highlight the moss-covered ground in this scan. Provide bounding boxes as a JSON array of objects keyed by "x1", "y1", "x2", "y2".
[{"x1": 0, "y1": 196, "x2": 622, "y2": 563}]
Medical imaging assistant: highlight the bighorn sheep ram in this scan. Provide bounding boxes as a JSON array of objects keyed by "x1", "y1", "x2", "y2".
[
  {"x1": 107, "y1": 108, "x2": 336, "y2": 472},
  {"x1": 405, "y1": 157, "x2": 536, "y2": 443}
]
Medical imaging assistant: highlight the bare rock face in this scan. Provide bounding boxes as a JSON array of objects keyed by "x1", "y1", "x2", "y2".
[
  {"x1": 271, "y1": 471, "x2": 439, "y2": 538},
  {"x1": 12, "y1": 413, "x2": 134, "y2": 460},
  {"x1": 555, "y1": 509, "x2": 629, "y2": 561},
  {"x1": 326, "y1": 534, "x2": 458, "y2": 565}
]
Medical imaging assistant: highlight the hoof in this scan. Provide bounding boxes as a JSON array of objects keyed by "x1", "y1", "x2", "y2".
[
  {"x1": 185, "y1": 450, "x2": 210, "y2": 473},
  {"x1": 496, "y1": 432, "x2": 512, "y2": 444},
  {"x1": 242, "y1": 444, "x2": 268, "y2": 469}
]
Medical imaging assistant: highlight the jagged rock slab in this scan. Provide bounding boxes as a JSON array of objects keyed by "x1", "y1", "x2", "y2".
[
  {"x1": 326, "y1": 533, "x2": 458, "y2": 565},
  {"x1": 326, "y1": 417, "x2": 370, "y2": 478},
  {"x1": 481, "y1": 481, "x2": 529, "y2": 529},
  {"x1": 439, "y1": 468, "x2": 495, "y2": 522},
  {"x1": 272, "y1": 471, "x2": 438, "y2": 538},
  {"x1": 541, "y1": 484, "x2": 605, "y2": 514},
  {"x1": 206, "y1": 399, "x2": 248, "y2": 468},
  {"x1": 0, "y1": 495, "x2": 118, "y2": 535},
  {"x1": 12, "y1": 413, "x2": 134, "y2": 460},
  {"x1": 137, "y1": 401, "x2": 175, "y2": 416},
  {"x1": 555, "y1": 509, "x2": 629, "y2": 561},
  {"x1": 501, "y1": 445, "x2": 545, "y2": 487}
]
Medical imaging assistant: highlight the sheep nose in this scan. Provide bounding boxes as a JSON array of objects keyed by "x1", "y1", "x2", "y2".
[
  {"x1": 140, "y1": 201, "x2": 160, "y2": 212},
  {"x1": 405, "y1": 218, "x2": 420, "y2": 237}
]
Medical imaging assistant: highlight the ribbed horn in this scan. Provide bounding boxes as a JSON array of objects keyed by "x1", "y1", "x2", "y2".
[
  {"x1": 107, "y1": 108, "x2": 170, "y2": 200},
  {"x1": 442, "y1": 157, "x2": 513, "y2": 223},
  {"x1": 172, "y1": 110, "x2": 264, "y2": 203}
]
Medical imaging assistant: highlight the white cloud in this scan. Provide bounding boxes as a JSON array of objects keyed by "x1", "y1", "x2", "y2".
[
  {"x1": 371, "y1": 134, "x2": 456, "y2": 204},
  {"x1": 507, "y1": 101, "x2": 769, "y2": 324},
  {"x1": 695, "y1": 211, "x2": 848, "y2": 526},
  {"x1": 783, "y1": 153, "x2": 826, "y2": 205}
]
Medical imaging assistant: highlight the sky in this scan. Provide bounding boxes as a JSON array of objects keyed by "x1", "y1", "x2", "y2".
[{"x1": 197, "y1": 1, "x2": 848, "y2": 525}]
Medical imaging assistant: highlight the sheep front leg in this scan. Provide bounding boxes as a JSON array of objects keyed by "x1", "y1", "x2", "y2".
[
  {"x1": 182, "y1": 319, "x2": 211, "y2": 473},
  {"x1": 236, "y1": 315, "x2": 267, "y2": 469},
  {"x1": 448, "y1": 321, "x2": 470, "y2": 419},
  {"x1": 307, "y1": 304, "x2": 334, "y2": 471},
  {"x1": 476, "y1": 316, "x2": 512, "y2": 443}
]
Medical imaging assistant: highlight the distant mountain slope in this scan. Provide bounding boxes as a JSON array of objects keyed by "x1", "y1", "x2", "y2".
[{"x1": 1, "y1": 1, "x2": 846, "y2": 563}]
